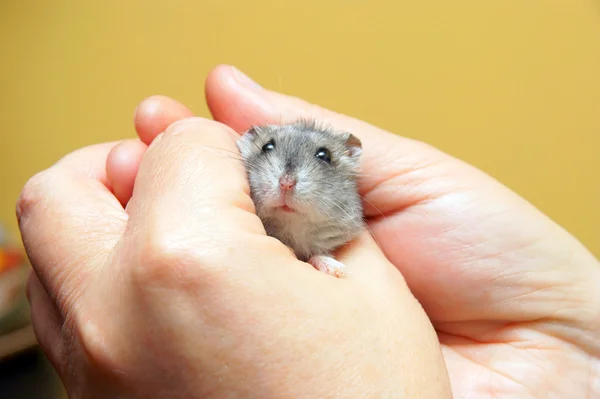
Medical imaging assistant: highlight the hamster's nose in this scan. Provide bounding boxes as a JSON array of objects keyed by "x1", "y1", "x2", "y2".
[{"x1": 279, "y1": 174, "x2": 296, "y2": 191}]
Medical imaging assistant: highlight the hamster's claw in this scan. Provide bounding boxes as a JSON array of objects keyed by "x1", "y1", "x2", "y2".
[{"x1": 308, "y1": 255, "x2": 346, "y2": 278}]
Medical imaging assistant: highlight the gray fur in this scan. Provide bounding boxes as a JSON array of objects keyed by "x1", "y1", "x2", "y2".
[{"x1": 236, "y1": 119, "x2": 364, "y2": 262}]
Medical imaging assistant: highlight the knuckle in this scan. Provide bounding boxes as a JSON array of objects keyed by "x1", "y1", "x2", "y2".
[
  {"x1": 159, "y1": 117, "x2": 232, "y2": 146},
  {"x1": 130, "y1": 230, "x2": 202, "y2": 291},
  {"x1": 149, "y1": 117, "x2": 206, "y2": 148},
  {"x1": 16, "y1": 169, "x2": 56, "y2": 224},
  {"x1": 163, "y1": 116, "x2": 219, "y2": 136},
  {"x1": 144, "y1": 117, "x2": 201, "y2": 153},
  {"x1": 75, "y1": 310, "x2": 124, "y2": 375},
  {"x1": 164, "y1": 116, "x2": 203, "y2": 134},
  {"x1": 129, "y1": 226, "x2": 237, "y2": 293}
]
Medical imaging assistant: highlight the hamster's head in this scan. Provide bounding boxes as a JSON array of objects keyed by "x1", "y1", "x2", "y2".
[{"x1": 236, "y1": 121, "x2": 362, "y2": 222}]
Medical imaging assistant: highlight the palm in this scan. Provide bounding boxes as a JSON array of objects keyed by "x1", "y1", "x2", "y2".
[
  {"x1": 362, "y1": 163, "x2": 598, "y2": 397},
  {"x1": 128, "y1": 76, "x2": 599, "y2": 398},
  {"x1": 205, "y1": 88, "x2": 600, "y2": 397},
  {"x1": 439, "y1": 337, "x2": 580, "y2": 398}
]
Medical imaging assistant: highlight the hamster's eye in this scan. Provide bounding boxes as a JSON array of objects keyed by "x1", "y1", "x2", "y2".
[
  {"x1": 262, "y1": 140, "x2": 275, "y2": 153},
  {"x1": 315, "y1": 147, "x2": 332, "y2": 164}
]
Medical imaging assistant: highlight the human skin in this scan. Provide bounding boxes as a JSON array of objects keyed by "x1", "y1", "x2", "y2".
[
  {"x1": 18, "y1": 91, "x2": 452, "y2": 396},
  {"x1": 108, "y1": 65, "x2": 600, "y2": 397},
  {"x1": 20, "y1": 65, "x2": 599, "y2": 398}
]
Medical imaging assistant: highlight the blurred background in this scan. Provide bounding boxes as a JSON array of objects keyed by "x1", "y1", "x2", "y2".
[{"x1": 1, "y1": 0, "x2": 599, "y2": 397}]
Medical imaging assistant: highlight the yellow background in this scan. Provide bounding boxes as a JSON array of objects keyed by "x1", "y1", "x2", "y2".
[{"x1": 1, "y1": 1, "x2": 599, "y2": 257}]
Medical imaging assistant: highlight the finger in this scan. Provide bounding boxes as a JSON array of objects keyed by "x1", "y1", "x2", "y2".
[
  {"x1": 204, "y1": 65, "x2": 600, "y2": 330},
  {"x1": 125, "y1": 116, "x2": 303, "y2": 283},
  {"x1": 105, "y1": 96, "x2": 192, "y2": 206},
  {"x1": 17, "y1": 142, "x2": 127, "y2": 314},
  {"x1": 205, "y1": 64, "x2": 462, "y2": 218},
  {"x1": 336, "y1": 230, "x2": 409, "y2": 285},
  {"x1": 134, "y1": 95, "x2": 194, "y2": 145},
  {"x1": 106, "y1": 139, "x2": 148, "y2": 207},
  {"x1": 128, "y1": 93, "x2": 409, "y2": 281},
  {"x1": 124, "y1": 117, "x2": 396, "y2": 285},
  {"x1": 26, "y1": 271, "x2": 64, "y2": 373}
]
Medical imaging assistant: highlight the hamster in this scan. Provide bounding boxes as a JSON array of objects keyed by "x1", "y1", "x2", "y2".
[{"x1": 236, "y1": 119, "x2": 364, "y2": 278}]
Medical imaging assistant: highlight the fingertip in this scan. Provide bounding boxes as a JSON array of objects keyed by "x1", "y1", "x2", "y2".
[
  {"x1": 134, "y1": 95, "x2": 194, "y2": 145},
  {"x1": 106, "y1": 139, "x2": 148, "y2": 207},
  {"x1": 205, "y1": 64, "x2": 237, "y2": 91}
]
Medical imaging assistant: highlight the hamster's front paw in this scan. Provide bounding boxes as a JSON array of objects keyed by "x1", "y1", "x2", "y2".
[{"x1": 308, "y1": 255, "x2": 346, "y2": 278}]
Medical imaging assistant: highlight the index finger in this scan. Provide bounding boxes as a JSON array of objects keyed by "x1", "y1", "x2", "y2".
[
  {"x1": 124, "y1": 117, "x2": 296, "y2": 277},
  {"x1": 17, "y1": 142, "x2": 128, "y2": 313},
  {"x1": 203, "y1": 65, "x2": 600, "y2": 331}
]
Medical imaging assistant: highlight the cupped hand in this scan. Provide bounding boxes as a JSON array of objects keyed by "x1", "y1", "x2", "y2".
[
  {"x1": 18, "y1": 114, "x2": 451, "y2": 397},
  {"x1": 109, "y1": 65, "x2": 600, "y2": 397}
]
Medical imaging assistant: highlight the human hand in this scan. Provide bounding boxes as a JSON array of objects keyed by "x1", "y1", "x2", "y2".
[
  {"x1": 108, "y1": 65, "x2": 600, "y2": 398},
  {"x1": 18, "y1": 107, "x2": 452, "y2": 396}
]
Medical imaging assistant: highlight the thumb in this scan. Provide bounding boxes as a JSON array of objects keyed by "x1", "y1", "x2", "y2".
[
  {"x1": 17, "y1": 142, "x2": 127, "y2": 314},
  {"x1": 205, "y1": 65, "x2": 407, "y2": 153},
  {"x1": 123, "y1": 117, "x2": 311, "y2": 281},
  {"x1": 204, "y1": 65, "x2": 459, "y2": 220},
  {"x1": 123, "y1": 116, "x2": 397, "y2": 284}
]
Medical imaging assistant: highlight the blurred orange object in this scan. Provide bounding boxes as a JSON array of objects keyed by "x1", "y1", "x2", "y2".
[{"x1": 0, "y1": 247, "x2": 25, "y2": 273}]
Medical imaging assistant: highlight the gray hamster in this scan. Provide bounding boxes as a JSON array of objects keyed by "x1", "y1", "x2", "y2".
[{"x1": 236, "y1": 119, "x2": 364, "y2": 277}]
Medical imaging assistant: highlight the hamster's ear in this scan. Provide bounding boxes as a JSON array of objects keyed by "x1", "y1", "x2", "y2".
[
  {"x1": 237, "y1": 126, "x2": 260, "y2": 158},
  {"x1": 245, "y1": 126, "x2": 259, "y2": 137},
  {"x1": 344, "y1": 133, "x2": 362, "y2": 158}
]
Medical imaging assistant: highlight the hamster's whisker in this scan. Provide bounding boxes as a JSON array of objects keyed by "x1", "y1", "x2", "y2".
[
  {"x1": 265, "y1": 153, "x2": 276, "y2": 169},
  {"x1": 235, "y1": 121, "x2": 364, "y2": 278},
  {"x1": 213, "y1": 78, "x2": 255, "y2": 129},
  {"x1": 309, "y1": 200, "x2": 344, "y2": 236},
  {"x1": 195, "y1": 145, "x2": 246, "y2": 162},
  {"x1": 305, "y1": 160, "x2": 321, "y2": 177},
  {"x1": 221, "y1": 128, "x2": 245, "y2": 147},
  {"x1": 361, "y1": 222, "x2": 383, "y2": 250},
  {"x1": 247, "y1": 134, "x2": 276, "y2": 170},
  {"x1": 248, "y1": 135, "x2": 263, "y2": 153},
  {"x1": 327, "y1": 198, "x2": 357, "y2": 222},
  {"x1": 360, "y1": 196, "x2": 387, "y2": 220},
  {"x1": 326, "y1": 198, "x2": 377, "y2": 248},
  {"x1": 356, "y1": 173, "x2": 384, "y2": 179}
]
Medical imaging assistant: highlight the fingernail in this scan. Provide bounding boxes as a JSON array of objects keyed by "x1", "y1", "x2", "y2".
[{"x1": 231, "y1": 66, "x2": 262, "y2": 91}]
